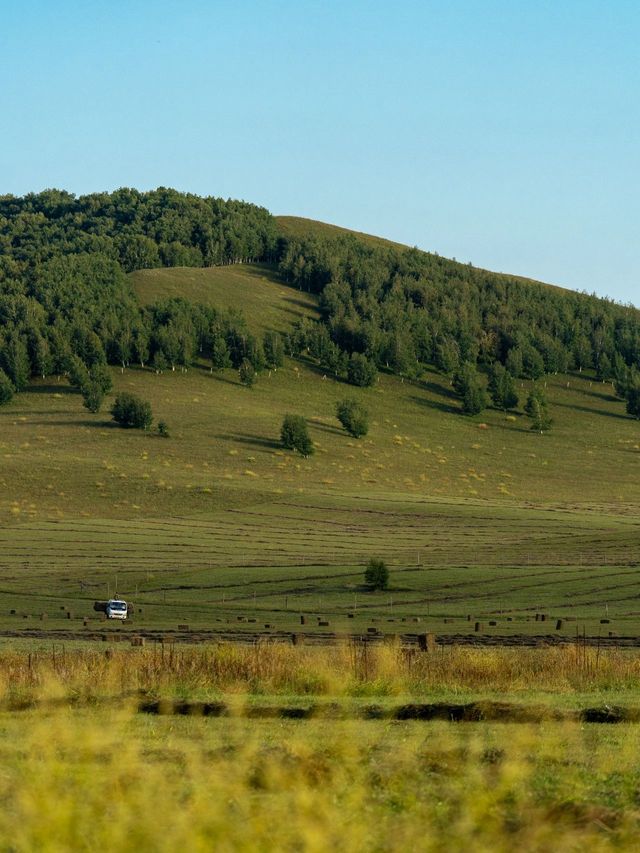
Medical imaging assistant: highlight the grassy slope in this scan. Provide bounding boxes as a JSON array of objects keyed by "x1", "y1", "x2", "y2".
[
  {"x1": 0, "y1": 239, "x2": 639, "y2": 634},
  {"x1": 130, "y1": 262, "x2": 320, "y2": 334}
]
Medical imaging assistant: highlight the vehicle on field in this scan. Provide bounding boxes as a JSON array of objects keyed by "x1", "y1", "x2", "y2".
[{"x1": 106, "y1": 599, "x2": 128, "y2": 620}]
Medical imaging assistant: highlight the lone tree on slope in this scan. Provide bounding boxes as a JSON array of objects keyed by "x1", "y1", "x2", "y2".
[
  {"x1": 280, "y1": 414, "x2": 314, "y2": 456},
  {"x1": 336, "y1": 397, "x2": 369, "y2": 438},
  {"x1": 111, "y1": 393, "x2": 153, "y2": 430},
  {"x1": 364, "y1": 557, "x2": 389, "y2": 591}
]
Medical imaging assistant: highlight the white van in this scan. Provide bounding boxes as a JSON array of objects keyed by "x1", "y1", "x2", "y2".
[{"x1": 106, "y1": 599, "x2": 128, "y2": 620}]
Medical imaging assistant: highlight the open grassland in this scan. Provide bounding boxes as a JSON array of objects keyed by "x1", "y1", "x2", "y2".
[
  {"x1": 0, "y1": 263, "x2": 639, "y2": 635},
  {"x1": 0, "y1": 363, "x2": 639, "y2": 634},
  {"x1": 2, "y1": 704, "x2": 640, "y2": 850}
]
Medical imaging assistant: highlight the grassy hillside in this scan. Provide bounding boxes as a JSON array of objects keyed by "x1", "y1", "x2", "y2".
[
  {"x1": 1, "y1": 210, "x2": 639, "y2": 637},
  {"x1": 1, "y1": 257, "x2": 640, "y2": 634},
  {"x1": 276, "y1": 215, "x2": 410, "y2": 252},
  {"x1": 131, "y1": 262, "x2": 319, "y2": 334}
]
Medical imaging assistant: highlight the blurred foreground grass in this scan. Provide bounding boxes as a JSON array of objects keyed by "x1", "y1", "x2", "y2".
[
  {"x1": 0, "y1": 645, "x2": 639, "y2": 849},
  {"x1": 2, "y1": 708, "x2": 640, "y2": 851}
]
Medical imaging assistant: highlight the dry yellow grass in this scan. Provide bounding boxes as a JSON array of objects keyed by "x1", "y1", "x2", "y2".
[{"x1": 2, "y1": 643, "x2": 640, "y2": 706}]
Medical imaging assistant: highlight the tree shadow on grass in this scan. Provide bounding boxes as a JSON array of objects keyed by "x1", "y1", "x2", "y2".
[
  {"x1": 409, "y1": 394, "x2": 459, "y2": 416},
  {"x1": 282, "y1": 294, "x2": 319, "y2": 311},
  {"x1": 25, "y1": 384, "x2": 75, "y2": 395},
  {"x1": 310, "y1": 421, "x2": 344, "y2": 436},
  {"x1": 553, "y1": 401, "x2": 631, "y2": 420},
  {"x1": 218, "y1": 432, "x2": 282, "y2": 451},
  {"x1": 419, "y1": 379, "x2": 458, "y2": 400},
  {"x1": 205, "y1": 373, "x2": 240, "y2": 387},
  {"x1": 14, "y1": 418, "x2": 120, "y2": 428},
  {"x1": 566, "y1": 382, "x2": 620, "y2": 403}
]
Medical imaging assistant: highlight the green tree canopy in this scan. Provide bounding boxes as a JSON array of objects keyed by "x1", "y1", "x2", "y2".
[
  {"x1": 336, "y1": 397, "x2": 369, "y2": 438},
  {"x1": 488, "y1": 362, "x2": 519, "y2": 411},
  {"x1": 364, "y1": 558, "x2": 389, "y2": 590},
  {"x1": 111, "y1": 393, "x2": 153, "y2": 429},
  {"x1": 280, "y1": 414, "x2": 314, "y2": 456},
  {"x1": 347, "y1": 352, "x2": 377, "y2": 387},
  {"x1": 0, "y1": 368, "x2": 14, "y2": 405}
]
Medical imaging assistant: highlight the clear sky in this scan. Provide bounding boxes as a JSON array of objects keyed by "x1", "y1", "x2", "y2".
[{"x1": 1, "y1": 0, "x2": 638, "y2": 304}]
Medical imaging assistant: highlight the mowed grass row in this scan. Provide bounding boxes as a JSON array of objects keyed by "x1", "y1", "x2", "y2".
[{"x1": 0, "y1": 493, "x2": 639, "y2": 635}]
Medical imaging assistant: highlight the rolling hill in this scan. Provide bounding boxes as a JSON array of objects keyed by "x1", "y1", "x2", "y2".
[
  {"x1": 1, "y1": 191, "x2": 640, "y2": 641},
  {"x1": 1, "y1": 219, "x2": 640, "y2": 638}
]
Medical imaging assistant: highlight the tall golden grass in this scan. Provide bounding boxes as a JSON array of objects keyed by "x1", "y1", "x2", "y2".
[{"x1": 2, "y1": 641, "x2": 640, "y2": 703}]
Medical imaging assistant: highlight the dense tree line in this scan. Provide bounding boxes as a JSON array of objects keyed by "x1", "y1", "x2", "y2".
[
  {"x1": 2, "y1": 186, "x2": 640, "y2": 424},
  {"x1": 0, "y1": 189, "x2": 280, "y2": 404},
  {"x1": 278, "y1": 233, "x2": 640, "y2": 387},
  {"x1": 0, "y1": 187, "x2": 278, "y2": 272}
]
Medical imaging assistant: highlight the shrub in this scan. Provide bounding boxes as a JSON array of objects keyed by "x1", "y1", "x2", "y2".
[
  {"x1": 67, "y1": 355, "x2": 90, "y2": 389},
  {"x1": 364, "y1": 558, "x2": 389, "y2": 590},
  {"x1": 81, "y1": 381, "x2": 105, "y2": 414},
  {"x1": 239, "y1": 359, "x2": 256, "y2": 387},
  {"x1": 336, "y1": 398, "x2": 369, "y2": 438},
  {"x1": 0, "y1": 369, "x2": 14, "y2": 405},
  {"x1": 157, "y1": 420, "x2": 170, "y2": 438},
  {"x1": 111, "y1": 393, "x2": 153, "y2": 430},
  {"x1": 347, "y1": 353, "x2": 377, "y2": 387},
  {"x1": 263, "y1": 331, "x2": 284, "y2": 369},
  {"x1": 281, "y1": 414, "x2": 314, "y2": 456}
]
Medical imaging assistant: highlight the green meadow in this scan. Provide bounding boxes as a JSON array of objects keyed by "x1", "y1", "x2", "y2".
[
  {"x1": 0, "y1": 249, "x2": 639, "y2": 637},
  {"x1": 1, "y1": 215, "x2": 640, "y2": 850}
]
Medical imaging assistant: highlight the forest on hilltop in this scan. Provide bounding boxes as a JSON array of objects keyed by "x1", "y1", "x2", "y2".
[{"x1": 0, "y1": 188, "x2": 639, "y2": 419}]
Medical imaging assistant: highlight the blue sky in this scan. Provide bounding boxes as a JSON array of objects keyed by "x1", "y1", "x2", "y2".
[{"x1": 1, "y1": 0, "x2": 638, "y2": 304}]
